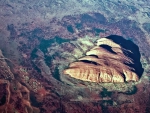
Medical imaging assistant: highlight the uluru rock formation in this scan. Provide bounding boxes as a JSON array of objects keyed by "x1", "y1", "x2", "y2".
[{"x1": 63, "y1": 35, "x2": 143, "y2": 83}]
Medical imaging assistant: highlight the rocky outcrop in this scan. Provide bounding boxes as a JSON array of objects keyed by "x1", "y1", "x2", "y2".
[{"x1": 63, "y1": 36, "x2": 143, "y2": 82}]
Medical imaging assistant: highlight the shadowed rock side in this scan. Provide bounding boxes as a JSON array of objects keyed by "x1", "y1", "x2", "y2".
[{"x1": 63, "y1": 35, "x2": 143, "y2": 83}]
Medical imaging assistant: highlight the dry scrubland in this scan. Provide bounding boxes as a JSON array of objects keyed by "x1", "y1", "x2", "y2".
[{"x1": 0, "y1": 0, "x2": 150, "y2": 112}]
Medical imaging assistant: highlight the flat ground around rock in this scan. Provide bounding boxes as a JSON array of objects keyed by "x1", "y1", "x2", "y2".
[{"x1": 0, "y1": 0, "x2": 150, "y2": 113}]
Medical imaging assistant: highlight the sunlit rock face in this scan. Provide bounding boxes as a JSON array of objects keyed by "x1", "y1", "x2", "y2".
[{"x1": 63, "y1": 35, "x2": 143, "y2": 83}]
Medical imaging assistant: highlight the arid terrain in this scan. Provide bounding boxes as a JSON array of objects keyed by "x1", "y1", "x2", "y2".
[{"x1": 0, "y1": 0, "x2": 150, "y2": 113}]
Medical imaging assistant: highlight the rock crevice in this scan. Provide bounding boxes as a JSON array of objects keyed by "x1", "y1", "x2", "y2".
[{"x1": 63, "y1": 35, "x2": 143, "y2": 82}]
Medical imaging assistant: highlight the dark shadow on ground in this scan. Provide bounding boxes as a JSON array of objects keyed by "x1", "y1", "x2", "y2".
[{"x1": 105, "y1": 35, "x2": 144, "y2": 78}]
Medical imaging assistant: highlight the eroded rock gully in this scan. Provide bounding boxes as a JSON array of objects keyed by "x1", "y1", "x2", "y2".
[
  {"x1": 63, "y1": 35, "x2": 143, "y2": 82},
  {"x1": 0, "y1": 50, "x2": 40, "y2": 113}
]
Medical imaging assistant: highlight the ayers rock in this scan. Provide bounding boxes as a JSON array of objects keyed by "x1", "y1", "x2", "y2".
[{"x1": 63, "y1": 35, "x2": 143, "y2": 83}]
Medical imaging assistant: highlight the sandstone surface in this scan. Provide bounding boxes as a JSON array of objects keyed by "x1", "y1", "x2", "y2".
[{"x1": 64, "y1": 37, "x2": 142, "y2": 82}]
